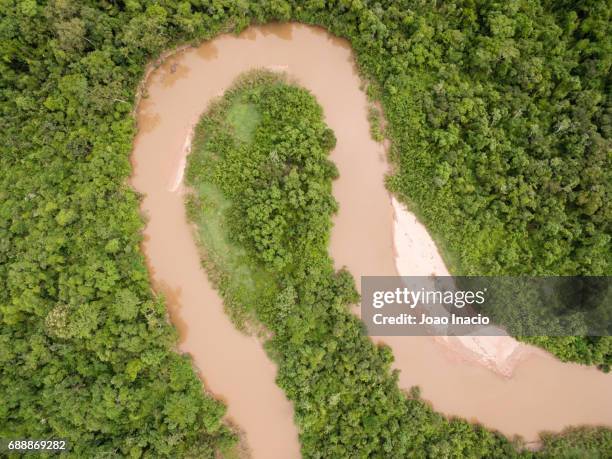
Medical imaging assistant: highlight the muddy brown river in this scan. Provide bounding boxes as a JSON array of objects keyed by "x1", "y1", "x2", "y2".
[{"x1": 131, "y1": 23, "x2": 612, "y2": 458}]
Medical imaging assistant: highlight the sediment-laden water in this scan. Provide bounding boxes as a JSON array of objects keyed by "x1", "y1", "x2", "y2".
[{"x1": 131, "y1": 23, "x2": 612, "y2": 458}]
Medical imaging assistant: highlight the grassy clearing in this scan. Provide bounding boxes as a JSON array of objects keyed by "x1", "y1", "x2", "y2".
[
  {"x1": 226, "y1": 100, "x2": 260, "y2": 143},
  {"x1": 187, "y1": 179, "x2": 275, "y2": 329}
]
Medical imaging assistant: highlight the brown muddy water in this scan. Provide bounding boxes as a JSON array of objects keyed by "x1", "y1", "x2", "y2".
[{"x1": 131, "y1": 23, "x2": 612, "y2": 457}]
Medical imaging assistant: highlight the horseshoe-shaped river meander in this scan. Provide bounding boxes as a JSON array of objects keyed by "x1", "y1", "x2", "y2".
[{"x1": 130, "y1": 23, "x2": 612, "y2": 459}]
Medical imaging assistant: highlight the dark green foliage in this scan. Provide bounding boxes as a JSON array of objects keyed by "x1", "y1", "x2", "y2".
[
  {"x1": 539, "y1": 427, "x2": 612, "y2": 458},
  {"x1": 1, "y1": 0, "x2": 610, "y2": 456}
]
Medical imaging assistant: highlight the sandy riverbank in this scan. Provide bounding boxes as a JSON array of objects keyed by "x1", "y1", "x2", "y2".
[{"x1": 391, "y1": 197, "x2": 536, "y2": 377}]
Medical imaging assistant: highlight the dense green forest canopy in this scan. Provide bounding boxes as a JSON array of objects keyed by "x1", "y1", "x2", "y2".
[{"x1": 0, "y1": 0, "x2": 610, "y2": 456}]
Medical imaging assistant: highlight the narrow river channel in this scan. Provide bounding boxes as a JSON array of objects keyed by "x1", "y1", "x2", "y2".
[{"x1": 130, "y1": 23, "x2": 612, "y2": 458}]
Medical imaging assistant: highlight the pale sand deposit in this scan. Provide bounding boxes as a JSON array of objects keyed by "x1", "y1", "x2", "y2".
[{"x1": 391, "y1": 197, "x2": 532, "y2": 377}]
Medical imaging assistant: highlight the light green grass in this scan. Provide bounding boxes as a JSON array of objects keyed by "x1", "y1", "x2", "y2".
[
  {"x1": 226, "y1": 100, "x2": 260, "y2": 143},
  {"x1": 189, "y1": 179, "x2": 276, "y2": 329}
]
